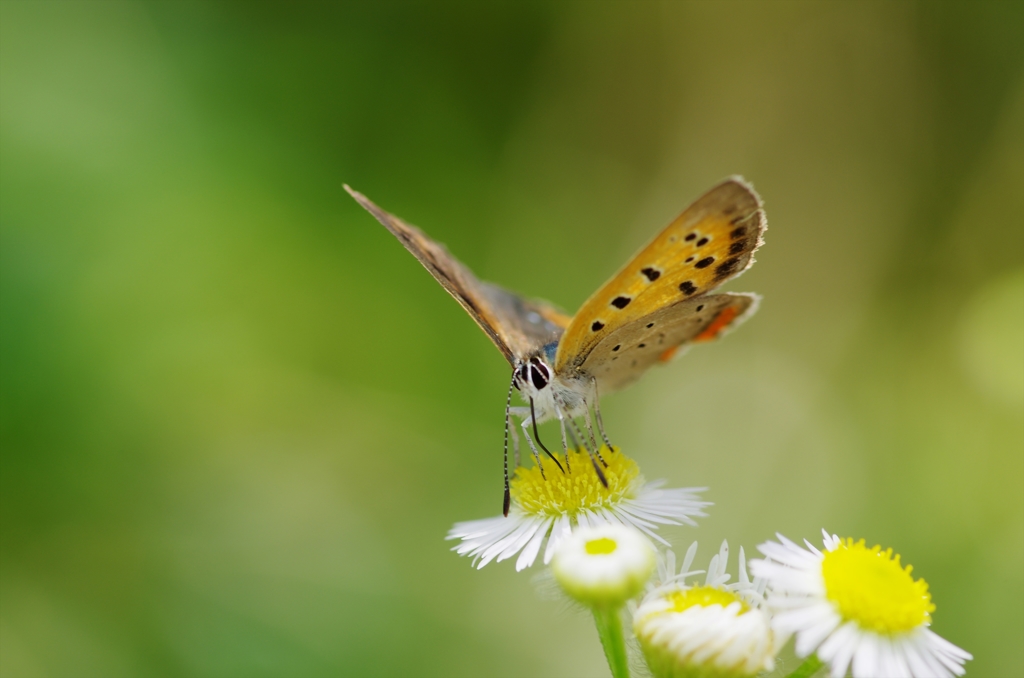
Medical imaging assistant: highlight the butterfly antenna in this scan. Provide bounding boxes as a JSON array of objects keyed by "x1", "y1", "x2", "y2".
[
  {"x1": 502, "y1": 376, "x2": 516, "y2": 517},
  {"x1": 590, "y1": 377, "x2": 614, "y2": 450},
  {"x1": 530, "y1": 397, "x2": 564, "y2": 473}
]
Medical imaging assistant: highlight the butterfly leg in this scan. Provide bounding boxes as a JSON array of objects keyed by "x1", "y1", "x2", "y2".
[
  {"x1": 520, "y1": 418, "x2": 546, "y2": 479},
  {"x1": 574, "y1": 413, "x2": 609, "y2": 473},
  {"x1": 564, "y1": 420, "x2": 582, "y2": 450},
  {"x1": 551, "y1": 395, "x2": 584, "y2": 454},
  {"x1": 577, "y1": 395, "x2": 607, "y2": 466},
  {"x1": 566, "y1": 413, "x2": 593, "y2": 459},
  {"x1": 580, "y1": 406, "x2": 600, "y2": 455},
  {"x1": 590, "y1": 377, "x2": 614, "y2": 450},
  {"x1": 583, "y1": 437, "x2": 608, "y2": 488},
  {"x1": 529, "y1": 397, "x2": 564, "y2": 473},
  {"x1": 510, "y1": 405, "x2": 565, "y2": 476},
  {"x1": 510, "y1": 407, "x2": 546, "y2": 479},
  {"x1": 562, "y1": 404, "x2": 607, "y2": 469},
  {"x1": 562, "y1": 421, "x2": 573, "y2": 473},
  {"x1": 553, "y1": 408, "x2": 572, "y2": 473},
  {"x1": 553, "y1": 397, "x2": 607, "y2": 488}
]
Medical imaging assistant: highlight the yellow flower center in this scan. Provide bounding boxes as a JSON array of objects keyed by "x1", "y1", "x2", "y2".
[
  {"x1": 511, "y1": 446, "x2": 639, "y2": 517},
  {"x1": 821, "y1": 538, "x2": 935, "y2": 634},
  {"x1": 666, "y1": 586, "x2": 749, "y2": 614},
  {"x1": 585, "y1": 537, "x2": 618, "y2": 555}
]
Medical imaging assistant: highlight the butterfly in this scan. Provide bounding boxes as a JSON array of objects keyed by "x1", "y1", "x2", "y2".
[{"x1": 346, "y1": 177, "x2": 766, "y2": 515}]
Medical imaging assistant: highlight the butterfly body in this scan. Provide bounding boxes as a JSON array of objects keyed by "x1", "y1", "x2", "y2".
[{"x1": 347, "y1": 177, "x2": 767, "y2": 513}]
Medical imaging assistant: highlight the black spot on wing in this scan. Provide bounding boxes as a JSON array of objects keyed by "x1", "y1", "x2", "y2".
[
  {"x1": 685, "y1": 256, "x2": 695, "y2": 263},
  {"x1": 731, "y1": 225, "x2": 747, "y2": 238},
  {"x1": 684, "y1": 233, "x2": 697, "y2": 242},
  {"x1": 697, "y1": 237, "x2": 709, "y2": 247},
  {"x1": 679, "y1": 281, "x2": 698, "y2": 296},
  {"x1": 646, "y1": 322, "x2": 654, "y2": 328},
  {"x1": 611, "y1": 296, "x2": 632, "y2": 309},
  {"x1": 613, "y1": 344, "x2": 620, "y2": 352},
  {"x1": 714, "y1": 257, "x2": 741, "y2": 280},
  {"x1": 696, "y1": 304, "x2": 704, "y2": 312},
  {"x1": 729, "y1": 240, "x2": 747, "y2": 255},
  {"x1": 640, "y1": 267, "x2": 661, "y2": 281},
  {"x1": 695, "y1": 257, "x2": 715, "y2": 269},
  {"x1": 592, "y1": 321, "x2": 605, "y2": 331}
]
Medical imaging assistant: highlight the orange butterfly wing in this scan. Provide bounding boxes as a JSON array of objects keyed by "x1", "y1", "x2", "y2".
[{"x1": 554, "y1": 177, "x2": 766, "y2": 373}]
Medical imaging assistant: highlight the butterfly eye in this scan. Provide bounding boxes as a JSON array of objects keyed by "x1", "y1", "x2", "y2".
[
  {"x1": 514, "y1": 365, "x2": 529, "y2": 389},
  {"x1": 526, "y1": 358, "x2": 551, "y2": 390},
  {"x1": 528, "y1": 366, "x2": 546, "y2": 390}
]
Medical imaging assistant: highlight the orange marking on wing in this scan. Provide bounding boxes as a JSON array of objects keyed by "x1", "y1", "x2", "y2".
[
  {"x1": 658, "y1": 345, "x2": 679, "y2": 363},
  {"x1": 694, "y1": 306, "x2": 739, "y2": 342}
]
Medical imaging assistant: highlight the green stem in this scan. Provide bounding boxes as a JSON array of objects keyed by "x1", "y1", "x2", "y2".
[
  {"x1": 784, "y1": 654, "x2": 824, "y2": 678},
  {"x1": 592, "y1": 606, "x2": 630, "y2": 678}
]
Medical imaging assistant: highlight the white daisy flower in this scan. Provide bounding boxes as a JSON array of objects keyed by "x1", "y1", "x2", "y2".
[
  {"x1": 551, "y1": 523, "x2": 656, "y2": 608},
  {"x1": 446, "y1": 447, "x2": 709, "y2": 571},
  {"x1": 633, "y1": 540, "x2": 780, "y2": 678},
  {"x1": 751, "y1": 529, "x2": 972, "y2": 678}
]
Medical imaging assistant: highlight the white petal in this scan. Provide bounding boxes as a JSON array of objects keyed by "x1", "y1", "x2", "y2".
[
  {"x1": 496, "y1": 517, "x2": 544, "y2": 562},
  {"x1": 543, "y1": 514, "x2": 572, "y2": 564},
  {"x1": 478, "y1": 518, "x2": 539, "y2": 567},
  {"x1": 516, "y1": 518, "x2": 551, "y2": 571},
  {"x1": 825, "y1": 624, "x2": 861, "y2": 678},
  {"x1": 682, "y1": 541, "x2": 699, "y2": 573},
  {"x1": 852, "y1": 632, "x2": 880, "y2": 678}
]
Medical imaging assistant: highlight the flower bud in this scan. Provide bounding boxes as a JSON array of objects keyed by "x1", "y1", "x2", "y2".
[{"x1": 551, "y1": 523, "x2": 655, "y2": 608}]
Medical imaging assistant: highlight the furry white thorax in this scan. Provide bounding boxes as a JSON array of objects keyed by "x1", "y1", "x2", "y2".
[{"x1": 513, "y1": 357, "x2": 592, "y2": 425}]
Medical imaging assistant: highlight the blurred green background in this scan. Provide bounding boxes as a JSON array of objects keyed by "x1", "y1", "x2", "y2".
[{"x1": 1, "y1": 2, "x2": 1022, "y2": 676}]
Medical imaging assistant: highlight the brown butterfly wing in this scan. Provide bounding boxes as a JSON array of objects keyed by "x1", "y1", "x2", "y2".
[
  {"x1": 554, "y1": 177, "x2": 766, "y2": 373},
  {"x1": 581, "y1": 293, "x2": 759, "y2": 394},
  {"x1": 346, "y1": 186, "x2": 569, "y2": 365}
]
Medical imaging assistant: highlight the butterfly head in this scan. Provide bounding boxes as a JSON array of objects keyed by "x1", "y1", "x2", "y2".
[{"x1": 513, "y1": 355, "x2": 553, "y2": 395}]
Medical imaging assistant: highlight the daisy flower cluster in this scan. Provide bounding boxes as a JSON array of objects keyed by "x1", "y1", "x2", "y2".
[
  {"x1": 445, "y1": 448, "x2": 972, "y2": 678},
  {"x1": 446, "y1": 446, "x2": 708, "y2": 571}
]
